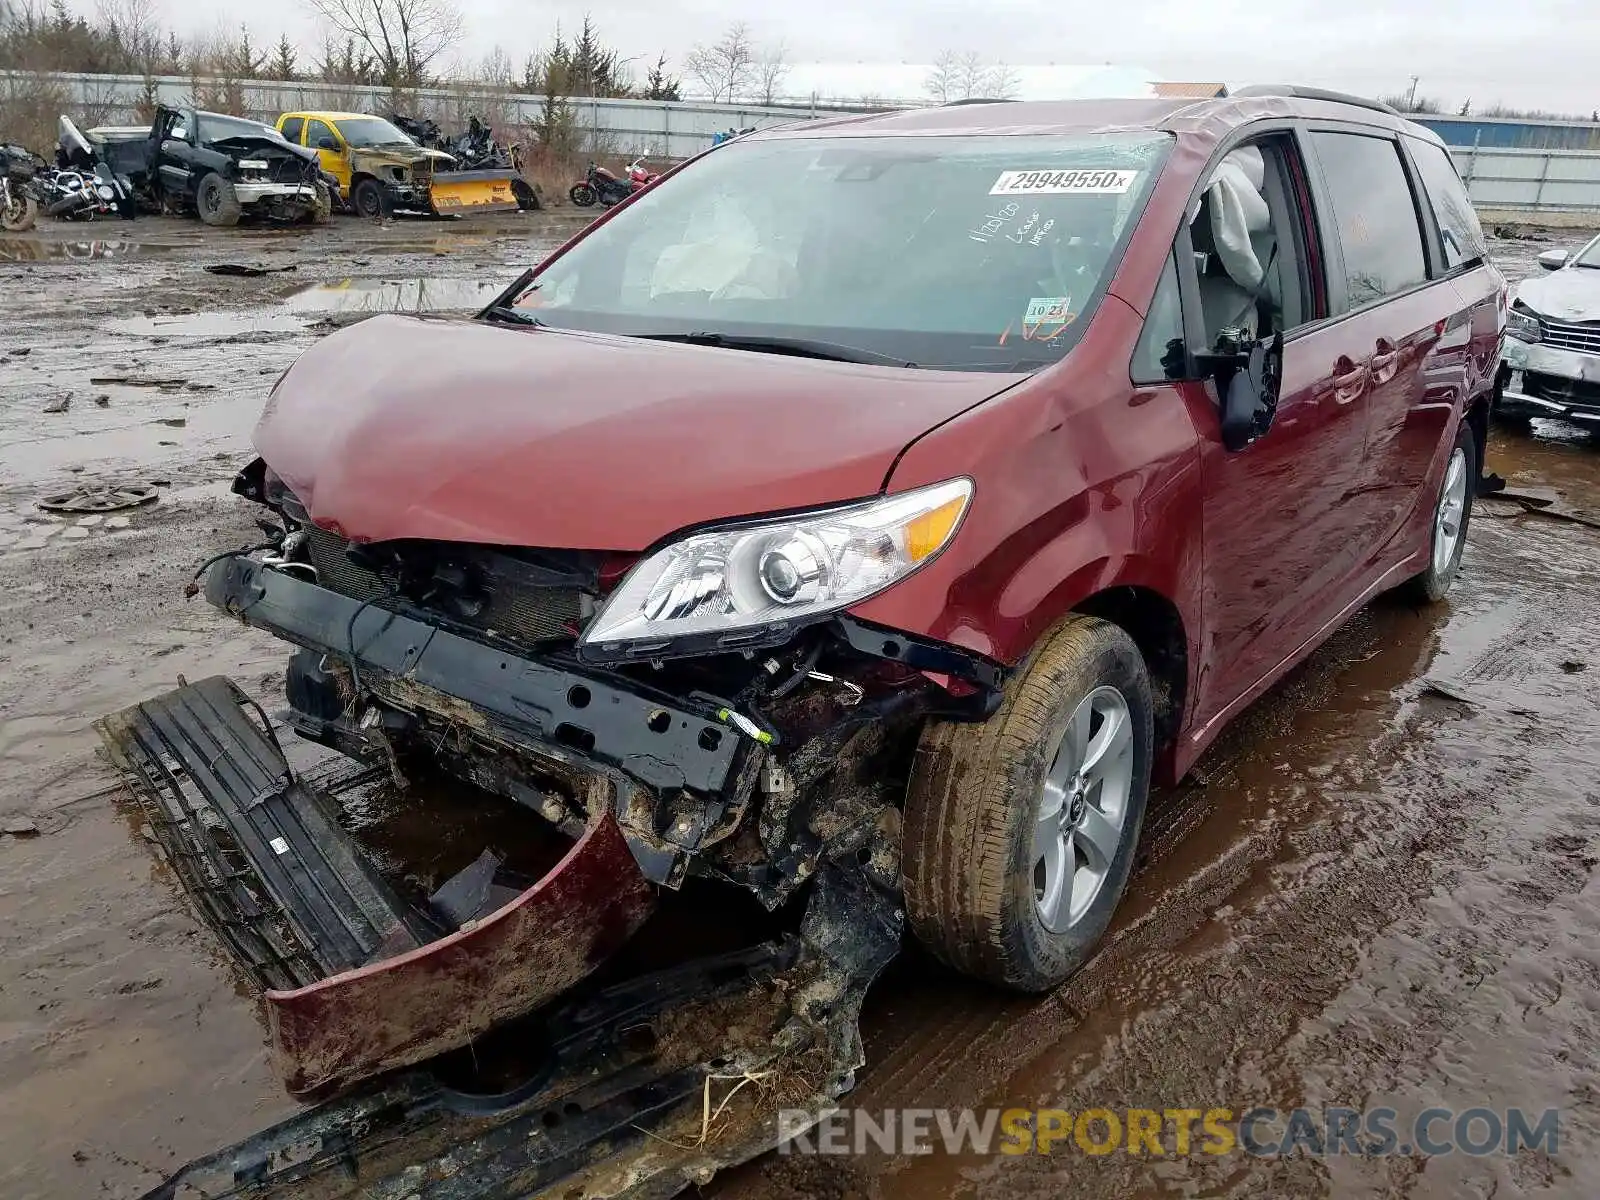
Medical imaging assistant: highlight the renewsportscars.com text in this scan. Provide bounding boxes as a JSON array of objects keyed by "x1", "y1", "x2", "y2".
[{"x1": 777, "y1": 1106, "x2": 1561, "y2": 1158}]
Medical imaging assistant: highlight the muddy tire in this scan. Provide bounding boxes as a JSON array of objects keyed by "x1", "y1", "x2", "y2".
[
  {"x1": 307, "y1": 183, "x2": 333, "y2": 224},
  {"x1": 1400, "y1": 420, "x2": 1476, "y2": 604},
  {"x1": 1, "y1": 190, "x2": 37, "y2": 232},
  {"x1": 569, "y1": 183, "x2": 597, "y2": 207},
  {"x1": 902, "y1": 615, "x2": 1154, "y2": 992},
  {"x1": 352, "y1": 177, "x2": 388, "y2": 219},
  {"x1": 196, "y1": 172, "x2": 242, "y2": 227}
]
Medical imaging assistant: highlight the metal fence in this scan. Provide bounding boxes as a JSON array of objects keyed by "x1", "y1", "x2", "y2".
[
  {"x1": 1, "y1": 71, "x2": 847, "y2": 159},
  {"x1": 1450, "y1": 144, "x2": 1600, "y2": 214},
  {"x1": 14, "y1": 72, "x2": 1600, "y2": 214}
]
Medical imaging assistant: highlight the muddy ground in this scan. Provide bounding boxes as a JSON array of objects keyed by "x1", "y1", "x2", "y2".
[{"x1": 1, "y1": 220, "x2": 1598, "y2": 1200}]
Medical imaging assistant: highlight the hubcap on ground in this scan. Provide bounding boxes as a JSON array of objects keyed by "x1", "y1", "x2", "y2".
[
  {"x1": 1433, "y1": 445, "x2": 1468, "y2": 577},
  {"x1": 1033, "y1": 685, "x2": 1135, "y2": 934}
]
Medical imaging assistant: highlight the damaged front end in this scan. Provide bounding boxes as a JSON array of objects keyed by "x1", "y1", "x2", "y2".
[{"x1": 100, "y1": 457, "x2": 1002, "y2": 1198}]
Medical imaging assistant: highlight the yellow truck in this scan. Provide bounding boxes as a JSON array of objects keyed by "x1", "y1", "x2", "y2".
[{"x1": 274, "y1": 111, "x2": 521, "y2": 216}]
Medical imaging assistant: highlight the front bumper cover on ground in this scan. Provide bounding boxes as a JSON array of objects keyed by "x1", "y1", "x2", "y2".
[{"x1": 98, "y1": 674, "x2": 656, "y2": 1096}]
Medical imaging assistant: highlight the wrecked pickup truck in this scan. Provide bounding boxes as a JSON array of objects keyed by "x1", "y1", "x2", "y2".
[
  {"x1": 90, "y1": 105, "x2": 332, "y2": 225},
  {"x1": 99, "y1": 91, "x2": 1495, "y2": 1199}
]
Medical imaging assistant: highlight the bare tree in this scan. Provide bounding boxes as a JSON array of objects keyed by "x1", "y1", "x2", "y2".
[
  {"x1": 755, "y1": 38, "x2": 788, "y2": 105},
  {"x1": 302, "y1": 0, "x2": 462, "y2": 90},
  {"x1": 955, "y1": 51, "x2": 988, "y2": 101},
  {"x1": 684, "y1": 21, "x2": 753, "y2": 103},
  {"x1": 986, "y1": 61, "x2": 1018, "y2": 100},
  {"x1": 924, "y1": 50, "x2": 960, "y2": 103}
]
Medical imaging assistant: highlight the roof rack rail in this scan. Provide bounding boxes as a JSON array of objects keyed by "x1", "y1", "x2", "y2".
[
  {"x1": 1231, "y1": 85, "x2": 1399, "y2": 116},
  {"x1": 942, "y1": 97, "x2": 1019, "y2": 106}
]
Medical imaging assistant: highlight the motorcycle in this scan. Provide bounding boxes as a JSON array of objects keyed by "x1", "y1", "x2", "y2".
[
  {"x1": 1, "y1": 142, "x2": 44, "y2": 232},
  {"x1": 40, "y1": 116, "x2": 136, "y2": 222},
  {"x1": 568, "y1": 160, "x2": 650, "y2": 208},
  {"x1": 627, "y1": 156, "x2": 660, "y2": 189}
]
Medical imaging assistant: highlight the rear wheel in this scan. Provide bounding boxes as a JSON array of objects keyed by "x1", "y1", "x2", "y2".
[
  {"x1": 196, "y1": 172, "x2": 241, "y2": 227},
  {"x1": 902, "y1": 615, "x2": 1154, "y2": 991},
  {"x1": 1401, "y1": 420, "x2": 1476, "y2": 603},
  {"x1": 352, "y1": 177, "x2": 388, "y2": 219},
  {"x1": 568, "y1": 183, "x2": 597, "y2": 207}
]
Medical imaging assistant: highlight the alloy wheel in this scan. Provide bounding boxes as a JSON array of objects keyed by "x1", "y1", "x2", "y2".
[
  {"x1": 1033, "y1": 685, "x2": 1135, "y2": 933},
  {"x1": 1433, "y1": 445, "x2": 1468, "y2": 577}
]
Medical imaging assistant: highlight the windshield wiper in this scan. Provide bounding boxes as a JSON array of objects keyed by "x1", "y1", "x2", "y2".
[
  {"x1": 483, "y1": 305, "x2": 545, "y2": 326},
  {"x1": 633, "y1": 331, "x2": 916, "y2": 368}
]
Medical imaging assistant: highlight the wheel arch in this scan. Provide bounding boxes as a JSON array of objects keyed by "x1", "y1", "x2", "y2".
[
  {"x1": 1464, "y1": 389, "x2": 1490, "y2": 471},
  {"x1": 1072, "y1": 584, "x2": 1189, "y2": 763}
]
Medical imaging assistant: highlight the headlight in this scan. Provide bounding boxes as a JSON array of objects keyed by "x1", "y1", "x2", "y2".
[
  {"x1": 579, "y1": 478, "x2": 972, "y2": 657},
  {"x1": 1507, "y1": 304, "x2": 1542, "y2": 343}
]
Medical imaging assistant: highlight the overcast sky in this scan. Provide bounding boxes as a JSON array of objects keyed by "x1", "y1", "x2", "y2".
[{"x1": 148, "y1": 0, "x2": 1598, "y2": 114}]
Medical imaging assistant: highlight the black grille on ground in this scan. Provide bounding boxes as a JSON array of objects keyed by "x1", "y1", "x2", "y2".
[{"x1": 302, "y1": 526, "x2": 583, "y2": 647}]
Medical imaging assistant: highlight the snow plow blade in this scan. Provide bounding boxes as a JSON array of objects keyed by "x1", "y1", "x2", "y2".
[
  {"x1": 429, "y1": 169, "x2": 524, "y2": 214},
  {"x1": 96, "y1": 676, "x2": 656, "y2": 1097}
]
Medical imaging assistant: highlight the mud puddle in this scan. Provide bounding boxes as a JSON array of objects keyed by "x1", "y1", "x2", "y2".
[
  {"x1": 284, "y1": 275, "x2": 510, "y2": 314},
  {"x1": 0, "y1": 236, "x2": 179, "y2": 262},
  {"x1": 101, "y1": 276, "x2": 515, "y2": 339}
]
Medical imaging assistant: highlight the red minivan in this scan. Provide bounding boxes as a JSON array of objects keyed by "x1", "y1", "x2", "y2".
[{"x1": 106, "y1": 88, "x2": 1503, "y2": 1111}]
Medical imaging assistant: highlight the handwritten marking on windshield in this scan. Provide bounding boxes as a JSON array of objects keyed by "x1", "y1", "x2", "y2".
[{"x1": 968, "y1": 201, "x2": 1021, "y2": 243}]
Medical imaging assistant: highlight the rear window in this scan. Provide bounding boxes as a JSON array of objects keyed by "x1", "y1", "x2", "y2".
[
  {"x1": 1309, "y1": 131, "x2": 1428, "y2": 309},
  {"x1": 517, "y1": 132, "x2": 1174, "y2": 372},
  {"x1": 279, "y1": 116, "x2": 305, "y2": 145},
  {"x1": 1405, "y1": 136, "x2": 1487, "y2": 271}
]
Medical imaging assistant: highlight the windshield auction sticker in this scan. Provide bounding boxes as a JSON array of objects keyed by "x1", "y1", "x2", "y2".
[{"x1": 990, "y1": 169, "x2": 1138, "y2": 195}]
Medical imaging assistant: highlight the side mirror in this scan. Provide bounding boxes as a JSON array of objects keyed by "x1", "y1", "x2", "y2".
[
  {"x1": 1199, "y1": 331, "x2": 1284, "y2": 452},
  {"x1": 1537, "y1": 248, "x2": 1570, "y2": 271},
  {"x1": 315, "y1": 137, "x2": 338, "y2": 151}
]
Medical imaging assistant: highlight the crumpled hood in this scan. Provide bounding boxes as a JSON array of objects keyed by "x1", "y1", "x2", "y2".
[
  {"x1": 255, "y1": 314, "x2": 1021, "y2": 550},
  {"x1": 1514, "y1": 267, "x2": 1600, "y2": 322},
  {"x1": 207, "y1": 134, "x2": 317, "y2": 163}
]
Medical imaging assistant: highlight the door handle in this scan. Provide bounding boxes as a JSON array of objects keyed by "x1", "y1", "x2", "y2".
[
  {"x1": 1370, "y1": 338, "x2": 1400, "y2": 385},
  {"x1": 1331, "y1": 355, "x2": 1368, "y2": 405}
]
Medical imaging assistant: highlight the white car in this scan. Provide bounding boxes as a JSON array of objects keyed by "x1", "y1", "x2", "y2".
[{"x1": 1500, "y1": 232, "x2": 1600, "y2": 428}]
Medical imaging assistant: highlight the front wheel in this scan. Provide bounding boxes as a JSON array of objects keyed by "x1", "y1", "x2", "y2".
[
  {"x1": 307, "y1": 183, "x2": 333, "y2": 224},
  {"x1": 1400, "y1": 420, "x2": 1476, "y2": 603},
  {"x1": 196, "y1": 172, "x2": 242, "y2": 227},
  {"x1": 2, "y1": 187, "x2": 38, "y2": 231},
  {"x1": 352, "y1": 178, "x2": 389, "y2": 219},
  {"x1": 568, "y1": 183, "x2": 597, "y2": 207},
  {"x1": 902, "y1": 614, "x2": 1154, "y2": 991}
]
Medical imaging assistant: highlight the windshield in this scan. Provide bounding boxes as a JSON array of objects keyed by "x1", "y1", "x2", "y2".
[
  {"x1": 513, "y1": 132, "x2": 1173, "y2": 371},
  {"x1": 1574, "y1": 233, "x2": 1600, "y2": 269},
  {"x1": 199, "y1": 114, "x2": 278, "y2": 145},
  {"x1": 337, "y1": 118, "x2": 415, "y2": 148}
]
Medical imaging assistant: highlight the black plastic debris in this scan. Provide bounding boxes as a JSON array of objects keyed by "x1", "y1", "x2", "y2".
[
  {"x1": 205, "y1": 263, "x2": 299, "y2": 277},
  {"x1": 38, "y1": 484, "x2": 159, "y2": 514}
]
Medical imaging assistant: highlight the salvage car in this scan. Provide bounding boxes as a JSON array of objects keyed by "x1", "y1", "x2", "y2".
[
  {"x1": 104, "y1": 87, "x2": 1503, "y2": 1198},
  {"x1": 276, "y1": 110, "x2": 449, "y2": 217},
  {"x1": 1499, "y1": 231, "x2": 1600, "y2": 430},
  {"x1": 137, "y1": 105, "x2": 330, "y2": 225}
]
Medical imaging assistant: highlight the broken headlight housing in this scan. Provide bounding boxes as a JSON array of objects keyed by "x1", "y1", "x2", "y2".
[
  {"x1": 1507, "y1": 303, "x2": 1542, "y2": 343},
  {"x1": 579, "y1": 479, "x2": 971, "y2": 659}
]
